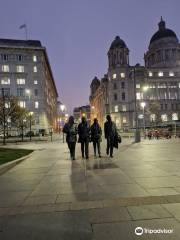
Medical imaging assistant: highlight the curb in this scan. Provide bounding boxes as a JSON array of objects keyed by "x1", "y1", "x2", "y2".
[{"x1": 0, "y1": 151, "x2": 34, "y2": 176}]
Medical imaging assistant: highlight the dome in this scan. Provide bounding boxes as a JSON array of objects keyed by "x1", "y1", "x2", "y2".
[
  {"x1": 150, "y1": 17, "x2": 178, "y2": 45},
  {"x1": 110, "y1": 36, "x2": 127, "y2": 50}
]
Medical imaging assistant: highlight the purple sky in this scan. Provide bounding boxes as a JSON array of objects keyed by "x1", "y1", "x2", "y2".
[{"x1": 0, "y1": 0, "x2": 180, "y2": 113}]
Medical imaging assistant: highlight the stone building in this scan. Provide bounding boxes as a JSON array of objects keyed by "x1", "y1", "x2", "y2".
[
  {"x1": 73, "y1": 105, "x2": 91, "y2": 124},
  {"x1": 0, "y1": 39, "x2": 58, "y2": 134},
  {"x1": 89, "y1": 18, "x2": 180, "y2": 130}
]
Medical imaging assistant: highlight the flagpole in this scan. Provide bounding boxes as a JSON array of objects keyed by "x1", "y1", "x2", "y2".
[{"x1": 25, "y1": 25, "x2": 28, "y2": 40}]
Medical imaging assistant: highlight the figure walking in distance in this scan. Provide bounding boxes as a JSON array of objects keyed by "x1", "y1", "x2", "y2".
[
  {"x1": 90, "y1": 118, "x2": 102, "y2": 158},
  {"x1": 78, "y1": 117, "x2": 90, "y2": 159},
  {"x1": 63, "y1": 116, "x2": 77, "y2": 160},
  {"x1": 104, "y1": 115, "x2": 117, "y2": 158}
]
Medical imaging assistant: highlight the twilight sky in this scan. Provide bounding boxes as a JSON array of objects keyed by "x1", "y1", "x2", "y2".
[{"x1": 0, "y1": 0, "x2": 180, "y2": 113}]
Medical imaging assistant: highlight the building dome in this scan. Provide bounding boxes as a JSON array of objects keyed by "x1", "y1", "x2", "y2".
[
  {"x1": 110, "y1": 36, "x2": 127, "y2": 50},
  {"x1": 150, "y1": 17, "x2": 178, "y2": 45}
]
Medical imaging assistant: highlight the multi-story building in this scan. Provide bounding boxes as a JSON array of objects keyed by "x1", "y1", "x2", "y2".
[
  {"x1": 90, "y1": 18, "x2": 180, "y2": 130},
  {"x1": 0, "y1": 39, "x2": 58, "y2": 134},
  {"x1": 73, "y1": 105, "x2": 91, "y2": 124},
  {"x1": 89, "y1": 75, "x2": 109, "y2": 128}
]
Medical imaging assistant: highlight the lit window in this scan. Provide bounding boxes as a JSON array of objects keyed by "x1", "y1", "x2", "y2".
[
  {"x1": 161, "y1": 114, "x2": 167, "y2": 122},
  {"x1": 2, "y1": 65, "x2": 9, "y2": 72},
  {"x1": 33, "y1": 55, "x2": 37, "y2": 62},
  {"x1": 169, "y1": 71, "x2": 174, "y2": 77},
  {"x1": 114, "y1": 105, "x2": 118, "y2": 112},
  {"x1": 148, "y1": 71, "x2": 153, "y2": 77},
  {"x1": 136, "y1": 84, "x2": 140, "y2": 88},
  {"x1": 5, "y1": 102, "x2": 10, "y2": 108},
  {"x1": 17, "y1": 78, "x2": 25, "y2": 85},
  {"x1": 122, "y1": 117, "x2": 127, "y2": 123},
  {"x1": 112, "y1": 73, "x2": 116, "y2": 79},
  {"x1": 19, "y1": 101, "x2": 26, "y2": 108},
  {"x1": 136, "y1": 92, "x2": 141, "y2": 100},
  {"x1": 122, "y1": 105, "x2": 126, "y2": 111},
  {"x1": 34, "y1": 80, "x2": 38, "y2": 85},
  {"x1": 17, "y1": 65, "x2": 24, "y2": 72},
  {"x1": 172, "y1": 113, "x2": 178, "y2": 121},
  {"x1": 120, "y1": 73, "x2": 125, "y2": 78},
  {"x1": 1, "y1": 78, "x2": 10, "y2": 85},
  {"x1": 35, "y1": 101, "x2": 39, "y2": 109},
  {"x1": 158, "y1": 71, "x2": 163, "y2": 77},
  {"x1": 138, "y1": 114, "x2": 143, "y2": 119},
  {"x1": 150, "y1": 114, "x2": 156, "y2": 122},
  {"x1": 33, "y1": 66, "x2": 37, "y2": 72}
]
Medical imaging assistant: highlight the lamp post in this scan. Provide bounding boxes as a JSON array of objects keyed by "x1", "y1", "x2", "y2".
[
  {"x1": 132, "y1": 68, "x2": 141, "y2": 142},
  {"x1": 29, "y1": 112, "x2": 33, "y2": 141},
  {"x1": 140, "y1": 102, "x2": 146, "y2": 138}
]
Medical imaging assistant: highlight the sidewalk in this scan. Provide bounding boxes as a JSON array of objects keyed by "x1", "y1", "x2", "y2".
[{"x1": 0, "y1": 138, "x2": 180, "y2": 239}]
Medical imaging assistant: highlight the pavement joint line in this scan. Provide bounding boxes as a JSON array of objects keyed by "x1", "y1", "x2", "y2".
[{"x1": 2, "y1": 195, "x2": 180, "y2": 216}]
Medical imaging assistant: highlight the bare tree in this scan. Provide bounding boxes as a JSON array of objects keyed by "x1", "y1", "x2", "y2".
[
  {"x1": 0, "y1": 89, "x2": 28, "y2": 145},
  {"x1": 147, "y1": 101, "x2": 161, "y2": 126}
]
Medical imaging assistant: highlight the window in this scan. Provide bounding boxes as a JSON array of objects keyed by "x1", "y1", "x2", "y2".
[
  {"x1": 2, "y1": 65, "x2": 9, "y2": 72},
  {"x1": 17, "y1": 88, "x2": 25, "y2": 97},
  {"x1": 1, "y1": 88, "x2": 10, "y2": 96},
  {"x1": 34, "y1": 80, "x2": 38, "y2": 85},
  {"x1": 19, "y1": 101, "x2": 26, "y2": 108},
  {"x1": 150, "y1": 114, "x2": 156, "y2": 122},
  {"x1": 136, "y1": 92, "x2": 141, "y2": 100},
  {"x1": 114, "y1": 93, "x2": 117, "y2": 101},
  {"x1": 17, "y1": 78, "x2": 25, "y2": 85},
  {"x1": 161, "y1": 114, "x2": 167, "y2": 122},
  {"x1": 121, "y1": 82, "x2": 125, "y2": 89},
  {"x1": 33, "y1": 55, "x2": 37, "y2": 62},
  {"x1": 1, "y1": 54, "x2": 8, "y2": 61},
  {"x1": 17, "y1": 65, "x2": 24, "y2": 72},
  {"x1": 112, "y1": 73, "x2": 116, "y2": 79},
  {"x1": 114, "y1": 105, "x2": 118, "y2": 112},
  {"x1": 136, "y1": 84, "x2": 140, "y2": 88},
  {"x1": 172, "y1": 113, "x2": 178, "y2": 121},
  {"x1": 122, "y1": 105, "x2": 126, "y2": 111},
  {"x1": 113, "y1": 83, "x2": 117, "y2": 89},
  {"x1": 120, "y1": 73, "x2": 125, "y2": 78},
  {"x1": 17, "y1": 55, "x2": 23, "y2": 61},
  {"x1": 122, "y1": 92, "x2": 125, "y2": 101},
  {"x1": 148, "y1": 71, "x2": 153, "y2": 77},
  {"x1": 34, "y1": 89, "x2": 38, "y2": 96},
  {"x1": 1, "y1": 78, "x2": 10, "y2": 85},
  {"x1": 35, "y1": 101, "x2": 39, "y2": 109},
  {"x1": 158, "y1": 71, "x2": 163, "y2": 77},
  {"x1": 5, "y1": 102, "x2": 10, "y2": 108},
  {"x1": 179, "y1": 83, "x2": 180, "y2": 88},
  {"x1": 33, "y1": 66, "x2": 37, "y2": 72},
  {"x1": 122, "y1": 117, "x2": 127, "y2": 123},
  {"x1": 169, "y1": 71, "x2": 174, "y2": 77}
]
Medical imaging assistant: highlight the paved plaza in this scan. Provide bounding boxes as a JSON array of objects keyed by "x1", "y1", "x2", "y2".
[{"x1": 0, "y1": 138, "x2": 180, "y2": 239}]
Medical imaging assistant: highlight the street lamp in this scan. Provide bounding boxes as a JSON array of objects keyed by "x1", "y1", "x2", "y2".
[
  {"x1": 140, "y1": 102, "x2": 146, "y2": 138},
  {"x1": 132, "y1": 68, "x2": 141, "y2": 142},
  {"x1": 29, "y1": 112, "x2": 33, "y2": 141}
]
